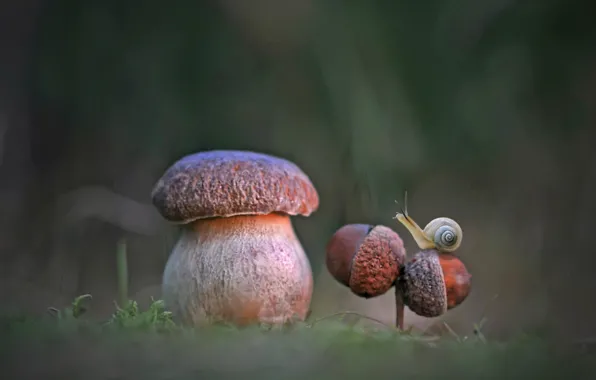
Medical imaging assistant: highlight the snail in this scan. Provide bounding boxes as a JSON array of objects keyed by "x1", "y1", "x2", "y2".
[
  {"x1": 394, "y1": 213, "x2": 462, "y2": 253},
  {"x1": 394, "y1": 192, "x2": 472, "y2": 319},
  {"x1": 324, "y1": 193, "x2": 472, "y2": 330},
  {"x1": 325, "y1": 224, "x2": 406, "y2": 299}
]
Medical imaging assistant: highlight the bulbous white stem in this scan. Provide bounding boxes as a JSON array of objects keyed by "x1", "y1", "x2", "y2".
[{"x1": 162, "y1": 213, "x2": 313, "y2": 326}]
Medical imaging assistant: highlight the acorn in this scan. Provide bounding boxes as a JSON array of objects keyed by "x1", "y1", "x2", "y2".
[
  {"x1": 326, "y1": 224, "x2": 406, "y2": 298},
  {"x1": 399, "y1": 249, "x2": 471, "y2": 317}
]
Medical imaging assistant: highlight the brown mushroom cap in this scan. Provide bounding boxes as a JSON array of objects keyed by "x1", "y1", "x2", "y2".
[
  {"x1": 152, "y1": 150, "x2": 320, "y2": 223},
  {"x1": 326, "y1": 224, "x2": 406, "y2": 298}
]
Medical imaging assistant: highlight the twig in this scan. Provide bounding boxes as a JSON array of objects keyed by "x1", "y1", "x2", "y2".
[
  {"x1": 116, "y1": 238, "x2": 129, "y2": 308},
  {"x1": 443, "y1": 322, "x2": 461, "y2": 342},
  {"x1": 395, "y1": 285, "x2": 404, "y2": 330},
  {"x1": 308, "y1": 311, "x2": 394, "y2": 331}
]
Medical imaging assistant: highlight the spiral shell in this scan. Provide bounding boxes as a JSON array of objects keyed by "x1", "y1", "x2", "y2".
[{"x1": 423, "y1": 217, "x2": 462, "y2": 252}]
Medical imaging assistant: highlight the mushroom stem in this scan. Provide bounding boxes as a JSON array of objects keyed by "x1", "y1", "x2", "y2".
[
  {"x1": 395, "y1": 285, "x2": 404, "y2": 330},
  {"x1": 162, "y1": 213, "x2": 313, "y2": 326}
]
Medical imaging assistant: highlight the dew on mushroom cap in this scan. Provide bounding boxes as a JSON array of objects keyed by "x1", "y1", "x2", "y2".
[{"x1": 153, "y1": 150, "x2": 319, "y2": 326}]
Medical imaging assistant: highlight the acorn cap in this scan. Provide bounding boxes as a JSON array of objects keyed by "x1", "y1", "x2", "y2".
[
  {"x1": 152, "y1": 150, "x2": 320, "y2": 223},
  {"x1": 326, "y1": 224, "x2": 406, "y2": 298},
  {"x1": 400, "y1": 249, "x2": 471, "y2": 317}
]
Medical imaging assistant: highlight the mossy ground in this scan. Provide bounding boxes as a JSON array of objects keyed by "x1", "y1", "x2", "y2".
[{"x1": 1, "y1": 296, "x2": 594, "y2": 380}]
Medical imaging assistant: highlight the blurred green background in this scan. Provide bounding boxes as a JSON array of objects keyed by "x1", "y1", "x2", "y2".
[{"x1": 0, "y1": 0, "x2": 595, "y2": 341}]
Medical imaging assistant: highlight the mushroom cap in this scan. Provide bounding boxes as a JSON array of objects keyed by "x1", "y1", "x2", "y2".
[
  {"x1": 152, "y1": 150, "x2": 320, "y2": 223},
  {"x1": 326, "y1": 224, "x2": 406, "y2": 298},
  {"x1": 400, "y1": 249, "x2": 471, "y2": 317}
]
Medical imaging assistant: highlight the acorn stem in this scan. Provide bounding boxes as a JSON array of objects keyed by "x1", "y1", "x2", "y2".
[{"x1": 395, "y1": 285, "x2": 404, "y2": 330}]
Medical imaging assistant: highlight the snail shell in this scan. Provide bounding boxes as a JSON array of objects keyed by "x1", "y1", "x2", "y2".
[{"x1": 423, "y1": 217, "x2": 463, "y2": 253}]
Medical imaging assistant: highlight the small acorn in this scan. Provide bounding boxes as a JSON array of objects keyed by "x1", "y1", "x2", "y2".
[
  {"x1": 399, "y1": 249, "x2": 471, "y2": 317},
  {"x1": 326, "y1": 224, "x2": 406, "y2": 298}
]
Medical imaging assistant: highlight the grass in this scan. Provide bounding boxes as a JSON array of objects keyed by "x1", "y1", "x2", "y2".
[
  {"x1": 1, "y1": 241, "x2": 594, "y2": 379},
  {"x1": 1, "y1": 297, "x2": 594, "y2": 380}
]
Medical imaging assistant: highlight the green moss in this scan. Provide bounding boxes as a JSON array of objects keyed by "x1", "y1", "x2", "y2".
[{"x1": 1, "y1": 295, "x2": 594, "y2": 379}]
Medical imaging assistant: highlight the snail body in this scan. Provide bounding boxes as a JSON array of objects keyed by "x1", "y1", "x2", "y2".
[{"x1": 326, "y1": 224, "x2": 406, "y2": 298}]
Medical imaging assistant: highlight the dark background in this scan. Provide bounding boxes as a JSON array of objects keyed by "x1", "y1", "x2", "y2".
[{"x1": 1, "y1": 0, "x2": 595, "y2": 342}]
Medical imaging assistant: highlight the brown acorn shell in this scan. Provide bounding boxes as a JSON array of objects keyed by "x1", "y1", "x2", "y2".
[
  {"x1": 326, "y1": 224, "x2": 371, "y2": 287},
  {"x1": 326, "y1": 224, "x2": 406, "y2": 298},
  {"x1": 400, "y1": 249, "x2": 471, "y2": 317}
]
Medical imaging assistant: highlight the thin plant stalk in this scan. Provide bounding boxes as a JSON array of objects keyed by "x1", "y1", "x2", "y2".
[
  {"x1": 116, "y1": 238, "x2": 129, "y2": 308},
  {"x1": 395, "y1": 285, "x2": 404, "y2": 330}
]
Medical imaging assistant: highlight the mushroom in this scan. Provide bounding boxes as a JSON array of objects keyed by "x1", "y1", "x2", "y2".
[
  {"x1": 151, "y1": 150, "x2": 319, "y2": 326},
  {"x1": 325, "y1": 224, "x2": 407, "y2": 328},
  {"x1": 394, "y1": 194, "x2": 472, "y2": 319}
]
